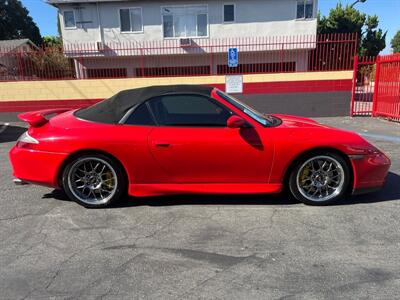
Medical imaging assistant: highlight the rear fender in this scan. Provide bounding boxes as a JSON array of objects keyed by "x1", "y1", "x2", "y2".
[{"x1": 56, "y1": 149, "x2": 131, "y2": 189}]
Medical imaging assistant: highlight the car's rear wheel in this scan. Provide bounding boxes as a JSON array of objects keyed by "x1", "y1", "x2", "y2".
[
  {"x1": 289, "y1": 152, "x2": 350, "y2": 205},
  {"x1": 62, "y1": 154, "x2": 126, "y2": 208}
]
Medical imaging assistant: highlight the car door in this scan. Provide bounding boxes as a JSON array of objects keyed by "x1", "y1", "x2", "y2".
[{"x1": 146, "y1": 93, "x2": 274, "y2": 183}]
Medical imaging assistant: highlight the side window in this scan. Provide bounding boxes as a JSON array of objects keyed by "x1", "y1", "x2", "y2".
[
  {"x1": 125, "y1": 103, "x2": 155, "y2": 126},
  {"x1": 148, "y1": 94, "x2": 232, "y2": 127}
]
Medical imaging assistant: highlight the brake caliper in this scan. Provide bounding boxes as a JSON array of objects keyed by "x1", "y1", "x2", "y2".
[
  {"x1": 104, "y1": 171, "x2": 115, "y2": 189},
  {"x1": 300, "y1": 165, "x2": 311, "y2": 185}
]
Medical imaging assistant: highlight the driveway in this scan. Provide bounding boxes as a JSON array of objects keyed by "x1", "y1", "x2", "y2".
[{"x1": 0, "y1": 117, "x2": 399, "y2": 299}]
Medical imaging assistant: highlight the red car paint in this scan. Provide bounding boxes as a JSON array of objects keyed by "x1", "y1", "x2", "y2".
[{"x1": 9, "y1": 89, "x2": 391, "y2": 198}]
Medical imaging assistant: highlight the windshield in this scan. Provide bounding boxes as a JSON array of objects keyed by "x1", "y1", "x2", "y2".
[{"x1": 216, "y1": 90, "x2": 279, "y2": 126}]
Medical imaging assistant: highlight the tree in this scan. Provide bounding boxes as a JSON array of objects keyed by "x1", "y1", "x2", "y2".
[
  {"x1": 43, "y1": 36, "x2": 62, "y2": 48},
  {"x1": 0, "y1": 0, "x2": 42, "y2": 45},
  {"x1": 27, "y1": 46, "x2": 74, "y2": 79},
  {"x1": 391, "y1": 30, "x2": 400, "y2": 53},
  {"x1": 31, "y1": 36, "x2": 70, "y2": 79},
  {"x1": 318, "y1": 3, "x2": 386, "y2": 56},
  {"x1": 360, "y1": 16, "x2": 386, "y2": 56},
  {"x1": 318, "y1": 4, "x2": 366, "y2": 36}
]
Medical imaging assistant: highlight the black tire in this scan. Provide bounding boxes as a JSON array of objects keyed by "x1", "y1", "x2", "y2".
[
  {"x1": 62, "y1": 153, "x2": 127, "y2": 208},
  {"x1": 288, "y1": 151, "x2": 350, "y2": 205}
]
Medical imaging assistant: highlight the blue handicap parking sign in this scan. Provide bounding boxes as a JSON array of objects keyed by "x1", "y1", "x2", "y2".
[{"x1": 228, "y1": 48, "x2": 238, "y2": 67}]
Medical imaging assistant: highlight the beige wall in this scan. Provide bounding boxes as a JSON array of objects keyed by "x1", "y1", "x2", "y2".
[{"x1": 0, "y1": 71, "x2": 352, "y2": 102}]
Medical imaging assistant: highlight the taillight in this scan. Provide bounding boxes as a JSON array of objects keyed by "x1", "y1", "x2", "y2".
[{"x1": 17, "y1": 131, "x2": 39, "y2": 148}]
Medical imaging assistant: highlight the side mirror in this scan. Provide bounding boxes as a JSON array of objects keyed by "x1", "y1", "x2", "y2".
[{"x1": 227, "y1": 115, "x2": 246, "y2": 128}]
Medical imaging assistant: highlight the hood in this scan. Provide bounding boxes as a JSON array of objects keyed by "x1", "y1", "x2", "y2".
[
  {"x1": 273, "y1": 114, "x2": 328, "y2": 129},
  {"x1": 271, "y1": 114, "x2": 377, "y2": 155}
]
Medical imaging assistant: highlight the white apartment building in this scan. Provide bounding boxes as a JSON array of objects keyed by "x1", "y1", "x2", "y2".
[{"x1": 48, "y1": 0, "x2": 318, "y2": 78}]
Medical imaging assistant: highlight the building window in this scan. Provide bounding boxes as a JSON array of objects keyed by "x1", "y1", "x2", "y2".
[
  {"x1": 136, "y1": 65, "x2": 210, "y2": 77},
  {"x1": 86, "y1": 68, "x2": 127, "y2": 79},
  {"x1": 120, "y1": 8, "x2": 143, "y2": 32},
  {"x1": 162, "y1": 5, "x2": 208, "y2": 38},
  {"x1": 217, "y1": 62, "x2": 296, "y2": 75},
  {"x1": 297, "y1": 0, "x2": 313, "y2": 19},
  {"x1": 64, "y1": 10, "x2": 76, "y2": 28},
  {"x1": 223, "y1": 4, "x2": 235, "y2": 23}
]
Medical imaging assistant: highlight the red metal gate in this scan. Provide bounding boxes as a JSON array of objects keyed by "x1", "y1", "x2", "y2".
[
  {"x1": 351, "y1": 54, "x2": 400, "y2": 122},
  {"x1": 373, "y1": 54, "x2": 400, "y2": 122},
  {"x1": 350, "y1": 56, "x2": 376, "y2": 116}
]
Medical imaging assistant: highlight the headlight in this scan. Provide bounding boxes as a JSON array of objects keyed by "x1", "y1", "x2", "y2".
[{"x1": 18, "y1": 131, "x2": 39, "y2": 145}]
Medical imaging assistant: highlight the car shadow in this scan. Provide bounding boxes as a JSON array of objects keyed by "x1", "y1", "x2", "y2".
[
  {"x1": 334, "y1": 172, "x2": 400, "y2": 206},
  {"x1": 43, "y1": 189, "x2": 299, "y2": 206},
  {"x1": 0, "y1": 125, "x2": 26, "y2": 143},
  {"x1": 44, "y1": 172, "x2": 400, "y2": 208}
]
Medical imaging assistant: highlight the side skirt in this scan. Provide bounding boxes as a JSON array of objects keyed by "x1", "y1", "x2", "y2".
[{"x1": 129, "y1": 183, "x2": 283, "y2": 197}]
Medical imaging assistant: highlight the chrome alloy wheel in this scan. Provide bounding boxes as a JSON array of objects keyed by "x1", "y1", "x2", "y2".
[
  {"x1": 67, "y1": 157, "x2": 118, "y2": 205},
  {"x1": 296, "y1": 155, "x2": 345, "y2": 202}
]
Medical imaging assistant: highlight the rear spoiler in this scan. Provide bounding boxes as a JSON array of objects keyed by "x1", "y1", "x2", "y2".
[{"x1": 18, "y1": 108, "x2": 71, "y2": 127}]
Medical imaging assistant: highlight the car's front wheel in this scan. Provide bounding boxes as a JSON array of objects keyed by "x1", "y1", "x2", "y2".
[
  {"x1": 62, "y1": 154, "x2": 126, "y2": 208},
  {"x1": 289, "y1": 152, "x2": 350, "y2": 205}
]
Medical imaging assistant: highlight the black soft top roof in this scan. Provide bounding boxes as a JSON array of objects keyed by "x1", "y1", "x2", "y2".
[{"x1": 75, "y1": 85, "x2": 214, "y2": 124}]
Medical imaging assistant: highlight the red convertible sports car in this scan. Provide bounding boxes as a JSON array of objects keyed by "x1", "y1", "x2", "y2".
[{"x1": 10, "y1": 85, "x2": 390, "y2": 208}]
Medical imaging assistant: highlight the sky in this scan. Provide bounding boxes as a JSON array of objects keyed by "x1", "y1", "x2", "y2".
[
  {"x1": 318, "y1": 0, "x2": 400, "y2": 53},
  {"x1": 21, "y1": 0, "x2": 400, "y2": 53}
]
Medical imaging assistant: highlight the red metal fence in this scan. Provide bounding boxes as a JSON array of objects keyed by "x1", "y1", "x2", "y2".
[
  {"x1": 351, "y1": 53, "x2": 400, "y2": 122},
  {"x1": 0, "y1": 33, "x2": 357, "y2": 81}
]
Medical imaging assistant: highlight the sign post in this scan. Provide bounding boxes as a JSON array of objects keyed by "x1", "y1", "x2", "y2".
[
  {"x1": 228, "y1": 48, "x2": 238, "y2": 68},
  {"x1": 225, "y1": 75, "x2": 243, "y2": 94},
  {"x1": 226, "y1": 48, "x2": 242, "y2": 93}
]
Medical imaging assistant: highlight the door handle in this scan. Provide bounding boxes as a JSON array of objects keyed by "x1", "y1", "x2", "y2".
[{"x1": 154, "y1": 142, "x2": 170, "y2": 148}]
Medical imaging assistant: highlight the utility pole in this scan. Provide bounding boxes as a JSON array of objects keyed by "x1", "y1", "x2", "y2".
[{"x1": 351, "y1": 0, "x2": 367, "y2": 8}]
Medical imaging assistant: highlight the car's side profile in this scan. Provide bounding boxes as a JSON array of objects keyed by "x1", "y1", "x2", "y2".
[{"x1": 9, "y1": 85, "x2": 391, "y2": 208}]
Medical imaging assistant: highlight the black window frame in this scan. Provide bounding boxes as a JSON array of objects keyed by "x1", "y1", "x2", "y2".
[
  {"x1": 223, "y1": 4, "x2": 235, "y2": 23},
  {"x1": 121, "y1": 92, "x2": 235, "y2": 128},
  {"x1": 121, "y1": 102, "x2": 157, "y2": 126}
]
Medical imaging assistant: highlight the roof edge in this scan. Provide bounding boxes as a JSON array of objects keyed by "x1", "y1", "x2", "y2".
[{"x1": 47, "y1": 0, "x2": 130, "y2": 5}]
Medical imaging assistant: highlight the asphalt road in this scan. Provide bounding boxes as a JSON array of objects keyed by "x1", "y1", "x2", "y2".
[{"x1": 0, "y1": 117, "x2": 399, "y2": 299}]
